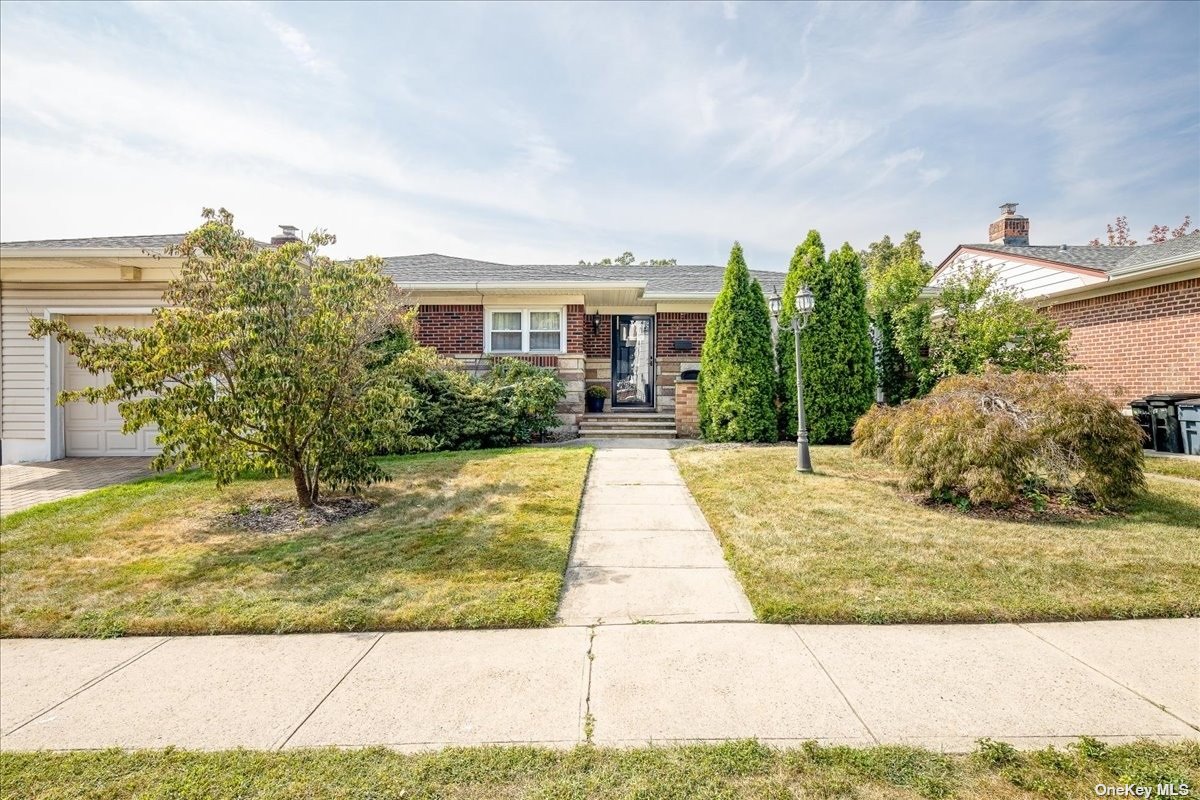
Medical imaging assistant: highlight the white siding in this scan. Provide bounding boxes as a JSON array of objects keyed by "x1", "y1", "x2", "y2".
[
  {"x1": 935, "y1": 252, "x2": 1105, "y2": 299},
  {"x1": 0, "y1": 284, "x2": 165, "y2": 440}
]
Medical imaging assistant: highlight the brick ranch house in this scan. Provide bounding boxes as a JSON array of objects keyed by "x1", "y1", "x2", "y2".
[
  {"x1": 0, "y1": 234, "x2": 782, "y2": 463},
  {"x1": 382, "y1": 254, "x2": 784, "y2": 438},
  {"x1": 934, "y1": 204, "x2": 1200, "y2": 405}
]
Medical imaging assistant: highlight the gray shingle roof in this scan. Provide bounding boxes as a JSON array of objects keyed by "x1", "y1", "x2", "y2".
[
  {"x1": 380, "y1": 253, "x2": 785, "y2": 296},
  {"x1": 959, "y1": 231, "x2": 1200, "y2": 274},
  {"x1": 0, "y1": 233, "x2": 186, "y2": 250}
]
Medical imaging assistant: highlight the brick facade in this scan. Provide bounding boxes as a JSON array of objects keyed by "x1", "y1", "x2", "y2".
[
  {"x1": 655, "y1": 313, "x2": 707, "y2": 359},
  {"x1": 413, "y1": 305, "x2": 711, "y2": 431},
  {"x1": 1042, "y1": 278, "x2": 1200, "y2": 404},
  {"x1": 566, "y1": 304, "x2": 585, "y2": 353},
  {"x1": 675, "y1": 380, "x2": 699, "y2": 438},
  {"x1": 583, "y1": 313, "x2": 612, "y2": 359},
  {"x1": 655, "y1": 312, "x2": 707, "y2": 412},
  {"x1": 414, "y1": 305, "x2": 483, "y2": 353}
]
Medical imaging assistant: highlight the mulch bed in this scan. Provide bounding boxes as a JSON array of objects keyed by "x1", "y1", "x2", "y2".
[
  {"x1": 915, "y1": 492, "x2": 1109, "y2": 523},
  {"x1": 218, "y1": 497, "x2": 378, "y2": 533}
]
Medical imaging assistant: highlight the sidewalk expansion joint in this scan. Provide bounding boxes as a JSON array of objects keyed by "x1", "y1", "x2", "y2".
[
  {"x1": 1016, "y1": 623, "x2": 1200, "y2": 733},
  {"x1": 2, "y1": 636, "x2": 172, "y2": 737},
  {"x1": 790, "y1": 627, "x2": 879, "y2": 745},
  {"x1": 273, "y1": 632, "x2": 384, "y2": 751}
]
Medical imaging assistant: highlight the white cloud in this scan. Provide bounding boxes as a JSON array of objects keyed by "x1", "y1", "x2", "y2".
[{"x1": 244, "y1": 3, "x2": 337, "y2": 77}]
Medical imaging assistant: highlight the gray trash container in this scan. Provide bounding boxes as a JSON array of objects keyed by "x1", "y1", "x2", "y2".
[
  {"x1": 1144, "y1": 394, "x2": 1200, "y2": 454},
  {"x1": 1179, "y1": 400, "x2": 1200, "y2": 456}
]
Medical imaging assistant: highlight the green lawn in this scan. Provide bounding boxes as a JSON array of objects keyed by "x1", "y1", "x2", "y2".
[
  {"x1": 2, "y1": 739, "x2": 1195, "y2": 800},
  {"x1": 1144, "y1": 455, "x2": 1200, "y2": 481},
  {"x1": 674, "y1": 445, "x2": 1200, "y2": 624},
  {"x1": 0, "y1": 447, "x2": 591, "y2": 638}
]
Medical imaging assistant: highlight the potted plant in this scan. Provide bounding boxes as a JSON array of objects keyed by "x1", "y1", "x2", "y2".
[{"x1": 585, "y1": 385, "x2": 609, "y2": 413}]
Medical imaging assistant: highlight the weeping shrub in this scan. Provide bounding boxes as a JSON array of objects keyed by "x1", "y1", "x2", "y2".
[{"x1": 852, "y1": 371, "x2": 1145, "y2": 509}]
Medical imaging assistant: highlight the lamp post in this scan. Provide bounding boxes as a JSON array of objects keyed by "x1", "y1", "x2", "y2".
[{"x1": 769, "y1": 286, "x2": 816, "y2": 473}]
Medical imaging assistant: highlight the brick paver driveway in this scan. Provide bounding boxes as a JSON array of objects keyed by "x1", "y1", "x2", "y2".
[{"x1": 0, "y1": 458, "x2": 150, "y2": 517}]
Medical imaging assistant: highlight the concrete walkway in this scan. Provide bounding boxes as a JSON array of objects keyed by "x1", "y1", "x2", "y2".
[
  {"x1": 2, "y1": 619, "x2": 1196, "y2": 752},
  {"x1": 557, "y1": 445, "x2": 754, "y2": 625},
  {"x1": 0, "y1": 458, "x2": 150, "y2": 517}
]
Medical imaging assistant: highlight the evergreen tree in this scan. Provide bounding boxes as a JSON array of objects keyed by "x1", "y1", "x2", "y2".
[
  {"x1": 796, "y1": 242, "x2": 876, "y2": 444},
  {"x1": 776, "y1": 230, "x2": 824, "y2": 439},
  {"x1": 862, "y1": 231, "x2": 933, "y2": 404},
  {"x1": 698, "y1": 242, "x2": 776, "y2": 442}
]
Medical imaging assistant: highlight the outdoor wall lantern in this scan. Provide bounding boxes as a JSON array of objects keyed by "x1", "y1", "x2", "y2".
[
  {"x1": 589, "y1": 314, "x2": 602, "y2": 335},
  {"x1": 768, "y1": 286, "x2": 816, "y2": 473}
]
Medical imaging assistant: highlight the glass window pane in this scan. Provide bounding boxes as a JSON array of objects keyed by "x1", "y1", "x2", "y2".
[
  {"x1": 530, "y1": 331, "x2": 561, "y2": 351},
  {"x1": 492, "y1": 311, "x2": 521, "y2": 331},
  {"x1": 530, "y1": 311, "x2": 560, "y2": 331},
  {"x1": 491, "y1": 331, "x2": 522, "y2": 351}
]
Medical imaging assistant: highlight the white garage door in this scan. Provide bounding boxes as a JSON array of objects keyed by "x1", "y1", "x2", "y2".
[{"x1": 64, "y1": 315, "x2": 161, "y2": 457}]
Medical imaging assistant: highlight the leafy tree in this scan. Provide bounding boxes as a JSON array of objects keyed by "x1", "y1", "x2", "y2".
[
  {"x1": 29, "y1": 209, "x2": 421, "y2": 508},
  {"x1": 1089, "y1": 215, "x2": 1196, "y2": 246},
  {"x1": 578, "y1": 251, "x2": 677, "y2": 266},
  {"x1": 698, "y1": 242, "x2": 776, "y2": 442},
  {"x1": 775, "y1": 230, "x2": 824, "y2": 439},
  {"x1": 909, "y1": 262, "x2": 1073, "y2": 393},
  {"x1": 791, "y1": 242, "x2": 876, "y2": 444},
  {"x1": 861, "y1": 231, "x2": 934, "y2": 404}
]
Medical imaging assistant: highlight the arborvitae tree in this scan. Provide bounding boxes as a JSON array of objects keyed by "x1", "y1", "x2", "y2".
[
  {"x1": 776, "y1": 230, "x2": 824, "y2": 439},
  {"x1": 796, "y1": 242, "x2": 876, "y2": 444},
  {"x1": 698, "y1": 242, "x2": 776, "y2": 442},
  {"x1": 862, "y1": 231, "x2": 933, "y2": 404}
]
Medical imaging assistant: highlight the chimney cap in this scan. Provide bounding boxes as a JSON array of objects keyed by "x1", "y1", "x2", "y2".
[{"x1": 999, "y1": 202, "x2": 1020, "y2": 215}]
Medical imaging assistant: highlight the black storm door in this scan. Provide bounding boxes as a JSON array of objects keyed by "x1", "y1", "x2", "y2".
[{"x1": 611, "y1": 315, "x2": 655, "y2": 407}]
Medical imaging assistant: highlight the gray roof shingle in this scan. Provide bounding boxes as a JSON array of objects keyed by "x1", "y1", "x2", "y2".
[
  {"x1": 959, "y1": 231, "x2": 1200, "y2": 274},
  {"x1": 380, "y1": 254, "x2": 784, "y2": 296},
  {"x1": 0, "y1": 233, "x2": 186, "y2": 250}
]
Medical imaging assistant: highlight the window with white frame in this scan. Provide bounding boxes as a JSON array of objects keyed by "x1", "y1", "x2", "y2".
[{"x1": 486, "y1": 308, "x2": 565, "y2": 353}]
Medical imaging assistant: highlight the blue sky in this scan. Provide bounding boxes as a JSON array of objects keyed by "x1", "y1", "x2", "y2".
[{"x1": 1, "y1": 1, "x2": 1197, "y2": 270}]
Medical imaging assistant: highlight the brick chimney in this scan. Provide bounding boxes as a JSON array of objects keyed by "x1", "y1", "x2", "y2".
[
  {"x1": 988, "y1": 203, "x2": 1029, "y2": 245},
  {"x1": 270, "y1": 225, "x2": 301, "y2": 246}
]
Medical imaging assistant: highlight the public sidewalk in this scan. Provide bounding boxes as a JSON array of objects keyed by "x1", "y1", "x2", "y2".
[
  {"x1": 2, "y1": 618, "x2": 1196, "y2": 752},
  {"x1": 557, "y1": 445, "x2": 754, "y2": 625}
]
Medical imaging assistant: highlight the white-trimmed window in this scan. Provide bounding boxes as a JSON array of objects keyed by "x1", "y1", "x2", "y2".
[{"x1": 485, "y1": 307, "x2": 565, "y2": 353}]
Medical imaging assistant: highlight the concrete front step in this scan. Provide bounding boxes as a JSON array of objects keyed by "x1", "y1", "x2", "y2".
[
  {"x1": 579, "y1": 429, "x2": 678, "y2": 439},
  {"x1": 581, "y1": 420, "x2": 677, "y2": 428},
  {"x1": 583, "y1": 413, "x2": 675, "y2": 421}
]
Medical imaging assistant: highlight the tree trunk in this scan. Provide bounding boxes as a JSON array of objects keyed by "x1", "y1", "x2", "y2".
[{"x1": 292, "y1": 463, "x2": 315, "y2": 508}]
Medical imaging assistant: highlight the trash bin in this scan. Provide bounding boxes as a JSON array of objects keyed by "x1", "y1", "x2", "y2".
[
  {"x1": 1179, "y1": 400, "x2": 1200, "y2": 456},
  {"x1": 1143, "y1": 394, "x2": 1200, "y2": 454},
  {"x1": 1130, "y1": 400, "x2": 1153, "y2": 448}
]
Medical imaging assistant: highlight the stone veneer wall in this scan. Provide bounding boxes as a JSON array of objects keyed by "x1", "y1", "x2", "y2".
[{"x1": 1041, "y1": 278, "x2": 1200, "y2": 404}]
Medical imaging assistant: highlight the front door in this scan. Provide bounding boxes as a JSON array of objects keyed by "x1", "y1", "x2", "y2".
[{"x1": 612, "y1": 315, "x2": 655, "y2": 407}]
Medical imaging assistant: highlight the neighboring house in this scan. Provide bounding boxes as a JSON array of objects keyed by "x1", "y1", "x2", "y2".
[
  {"x1": 935, "y1": 204, "x2": 1200, "y2": 404},
  {"x1": 0, "y1": 232, "x2": 782, "y2": 463}
]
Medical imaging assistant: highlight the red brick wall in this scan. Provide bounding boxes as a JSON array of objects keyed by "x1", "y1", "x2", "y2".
[
  {"x1": 656, "y1": 313, "x2": 707, "y2": 359},
  {"x1": 566, "y1": 304, "x2": 585, "y2": 353},
  {"x1": 414, "y1": 305, "x2": 483, "y2": 353},
  {"x1": 1042, "y1": 278, "x2": 1200, "y2": 404},
  {"x1": 583, "y1": 314, "x2": 612, "y2": 359}
]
